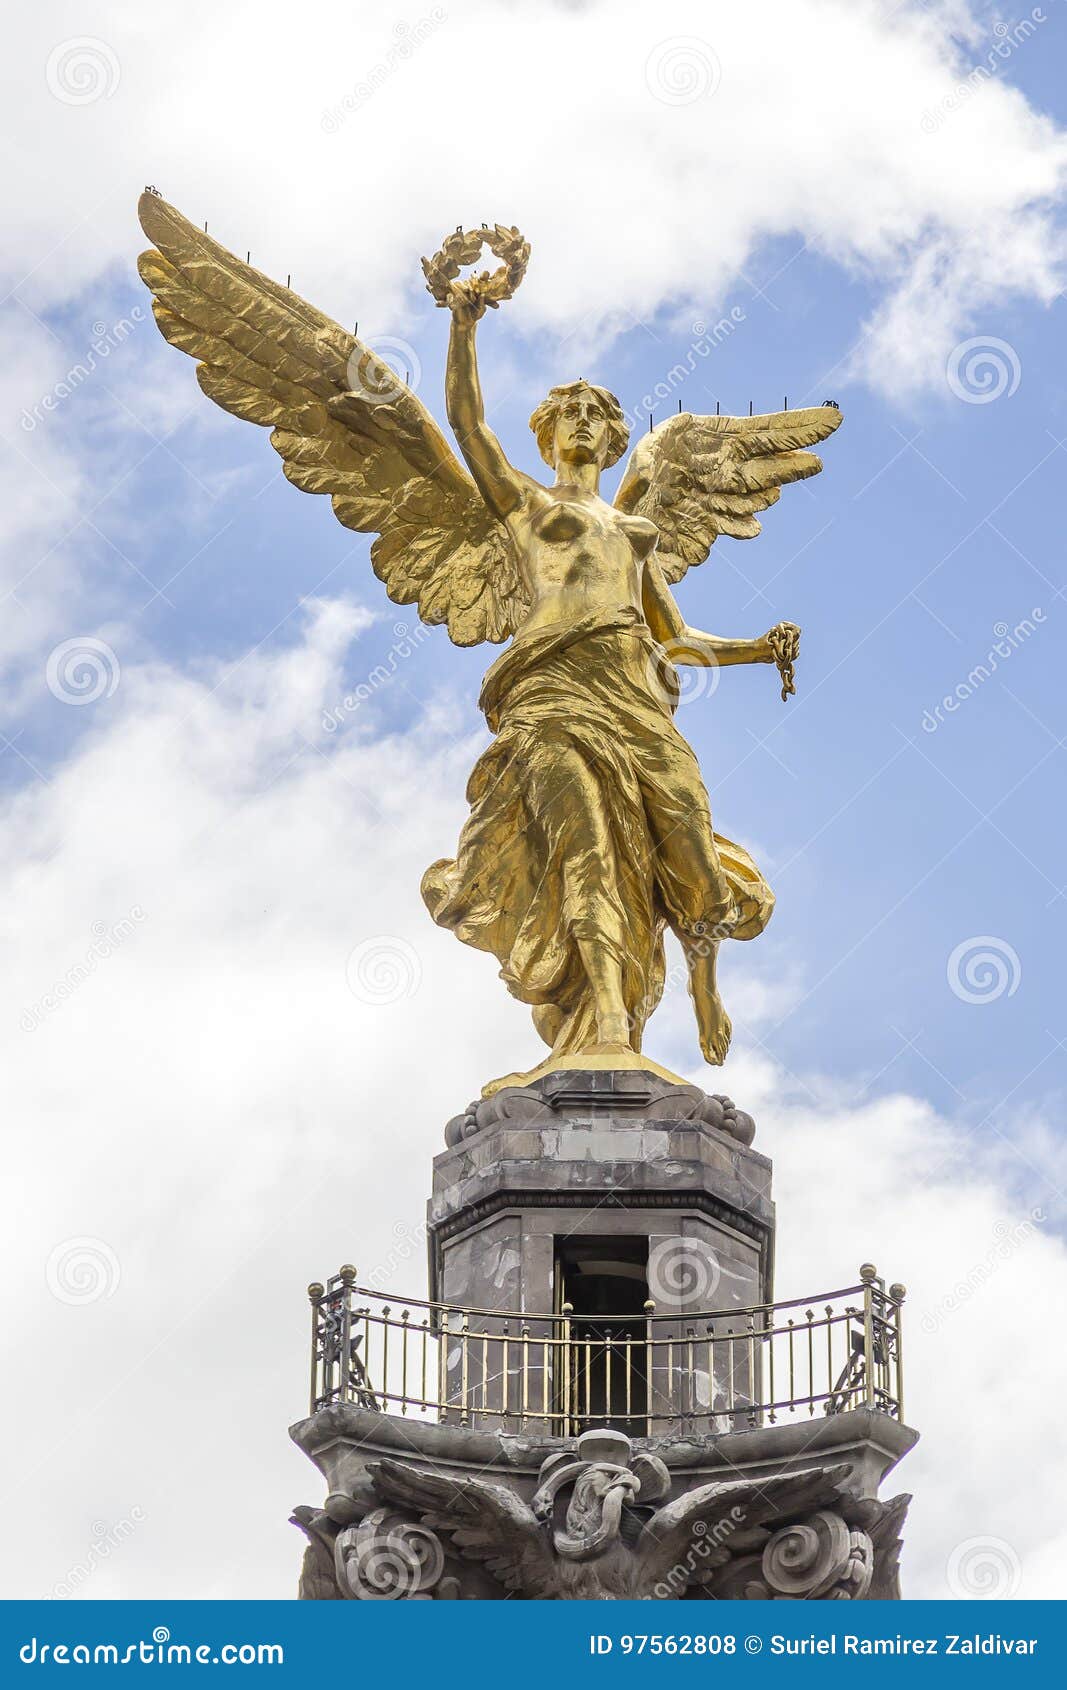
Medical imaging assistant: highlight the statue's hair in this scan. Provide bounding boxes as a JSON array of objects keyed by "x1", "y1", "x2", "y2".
[{"x1": 528, "y1": 380, "x2": 630, "y2": 469}]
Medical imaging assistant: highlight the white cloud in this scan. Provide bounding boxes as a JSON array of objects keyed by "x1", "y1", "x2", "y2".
[
  {"x1": 0, "y1": 604, "x2": 1063, "y2": 1598},
  {"x1": 3, "y1": 0, "x2": 1064, "y2": 402}
]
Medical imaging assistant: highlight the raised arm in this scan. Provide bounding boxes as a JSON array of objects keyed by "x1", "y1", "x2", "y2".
[
  {"x1": 641, "y1": 557, "x2": 800, "y2": 676},
  {"x1": 445, "y1": 294, "x2": 527, "y2": 522}
]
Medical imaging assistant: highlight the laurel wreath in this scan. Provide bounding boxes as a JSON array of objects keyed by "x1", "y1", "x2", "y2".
[{"x1": 421, "y1": 224, "x2": 530, "y2": 312}]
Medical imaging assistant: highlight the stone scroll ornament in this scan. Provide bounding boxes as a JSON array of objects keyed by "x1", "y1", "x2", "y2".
[
  {"x1": 138, "y1": 190, "x2": 840, "y2": 1089},
  {"x1": 333, "y1": 1507, "x2": 447, "y2": 1601}
]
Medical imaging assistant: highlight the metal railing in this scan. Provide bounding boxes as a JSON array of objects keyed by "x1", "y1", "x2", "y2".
[{"x1": 307, "y1": 1263, "x2": 905, "y2": 1434}]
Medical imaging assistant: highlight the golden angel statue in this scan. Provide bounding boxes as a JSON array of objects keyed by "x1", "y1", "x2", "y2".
[{"x1": 137, "y1": 194, "x2": 841, "y2": 1090}]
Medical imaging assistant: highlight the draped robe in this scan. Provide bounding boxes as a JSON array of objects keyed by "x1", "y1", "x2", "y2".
[{"x1": 422, "y1": 607, "x2": 773, "y2": 1056}]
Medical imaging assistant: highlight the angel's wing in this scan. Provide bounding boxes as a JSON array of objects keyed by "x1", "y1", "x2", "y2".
[
  {"x1": 614, "y1": 405, "x2": 842, "y2": 584},
  {"x1": 635, "y1": 1461, "x2": 852, "y2": 1591},
  {"x1": 136, "y1": 191, "x2": 525, "y2": 646},
  {"x1": 367, "y1": 1458, "x2": 557, "y2": 1597}
]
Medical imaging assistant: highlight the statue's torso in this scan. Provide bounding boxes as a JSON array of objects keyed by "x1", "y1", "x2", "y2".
[{"x1": 508, "y1": 487, "x2": 658, "y2": 637}]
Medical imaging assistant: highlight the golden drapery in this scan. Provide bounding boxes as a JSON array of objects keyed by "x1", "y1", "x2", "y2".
[{"x1": 421, "y1": 608, "x2": 774, "y2": 1056}]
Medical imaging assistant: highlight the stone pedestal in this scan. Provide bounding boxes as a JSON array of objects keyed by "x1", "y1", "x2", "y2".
[
  {"x1": 431, "y1": 1069, "x2": 772, "y2": 1309},
  {"x1": 292, "y1": 1070, "x2": 918, "y2": 1598},
  {"x1": 427, "y1": 1070, "x2": 773, "y2": 1430}
]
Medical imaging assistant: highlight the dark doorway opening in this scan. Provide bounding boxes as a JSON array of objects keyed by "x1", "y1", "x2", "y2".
[{"x1": 554, "y1": 1236, "x2": 650, "y2": 1433}]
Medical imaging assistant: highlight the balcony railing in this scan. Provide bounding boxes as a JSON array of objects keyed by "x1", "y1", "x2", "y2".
[{"x1": 306, "y1": 1263, "x2": 905, "y2": 1435}]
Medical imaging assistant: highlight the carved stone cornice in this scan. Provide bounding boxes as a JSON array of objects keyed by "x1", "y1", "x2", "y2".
[{"x1": 292, "y1": 1423, "x2": 912, "y2": 1601}]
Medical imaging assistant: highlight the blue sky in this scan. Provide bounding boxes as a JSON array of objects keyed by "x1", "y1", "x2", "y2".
[{"x1": 3, "y1": 0, "x2": 1067, "y2": 1600}]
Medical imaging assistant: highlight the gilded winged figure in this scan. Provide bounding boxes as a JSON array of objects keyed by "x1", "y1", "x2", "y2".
[{"x1": 137, "y1": 195, "x2": 841, "y2": 1088}]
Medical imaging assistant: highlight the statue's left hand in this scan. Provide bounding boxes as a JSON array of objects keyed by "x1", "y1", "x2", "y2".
[
  {"x1": 766, "y1": 621, "x2": 801, "y2": 666},
  {"x1": 765, "y1": 621, "x2": 800, "y2": 701}
]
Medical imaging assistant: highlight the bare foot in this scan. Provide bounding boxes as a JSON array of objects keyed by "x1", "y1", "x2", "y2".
[{"x1": 698, "y1": 994, "x2": 733, "y2": 1065}]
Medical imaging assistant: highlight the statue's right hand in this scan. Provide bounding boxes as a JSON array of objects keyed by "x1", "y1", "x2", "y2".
[{"x1": 447, "y1": 278, "x2": 489, "y2": 327}]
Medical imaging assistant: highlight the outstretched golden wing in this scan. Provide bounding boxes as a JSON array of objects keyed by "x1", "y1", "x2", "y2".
[
  {"x1": 614, "y1": 405, "x2": 843, "y2": 584},
  {"x1": 136, "y1": 191, "x2": 525, "y2": 645}
]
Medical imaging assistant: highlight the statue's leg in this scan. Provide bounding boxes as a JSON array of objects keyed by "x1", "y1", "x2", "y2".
[
  {"x1": 635, "y1": 744, "x2": 737, "y2": 1065},
  {"x1": 679, "y1": 931, "x2": 732, "y2": 1065},
  {"x1": 575, "y1": 933, "x2": 631, "y2": 1051},
  {"x1": 524, "y1": 738, "x2": 636, "y2": 1054}
]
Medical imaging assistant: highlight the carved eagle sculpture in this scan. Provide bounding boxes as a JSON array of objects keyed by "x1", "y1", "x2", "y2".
[{"x1": 366, "y1": 1456, "x2": 904, "y2": 1601}]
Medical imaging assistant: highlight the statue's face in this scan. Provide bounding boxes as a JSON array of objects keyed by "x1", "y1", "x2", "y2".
[{"x1": 553, "y1": 388, "x2": 610, "y2": 468}]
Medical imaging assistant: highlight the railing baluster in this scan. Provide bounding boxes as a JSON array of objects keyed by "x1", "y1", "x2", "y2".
[
  {"x1": 381, "y1": 1307, "x2": 391, "y2": 1411},
  {"x1": 860, "y1": 1265, "x2": 877, "y2": 1410},
  {"x1": 891, "y1": 1282, "x2": 907, "y2": 1420},
  {"x1": 437, "y1": 1307, "x2": 447, "y2": 1417},
  {"x1": 520, "y1": 1323, "x2": 530, "y2": 1429},
  {"x1": 400, "y1": 1309, "x2": 409, "y2": 1414},
  {"x1": 767, "y1": 1311, "x2": 775, "y2": 1424},
  {"x1": 340, "y1": 1266, "x2": 356, "y2": 1406},
  {"x1": 307, "y1": 1281, "x2": 323, "y2": 1413},
  {"x1": 824, "y1": 1304, "x2": 833, "y2": 1411},
  {"x1": 806, "y1": 1308, "x2": 815, "y2": 1417},
  {"x1": 460, "y1": 1312, "x2": 470, "y2": 1426},
  {"x1": 561, "y1": 1304, "x2": 573, "y2": 1435},
  {"x1": 542, "y1": 1333, "x2": 549, "y2": 1419}
]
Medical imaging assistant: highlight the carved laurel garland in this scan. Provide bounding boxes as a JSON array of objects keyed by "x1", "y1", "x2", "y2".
[{"x1": 422, "y1": 225, "x2": 530, "y2": 310}]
